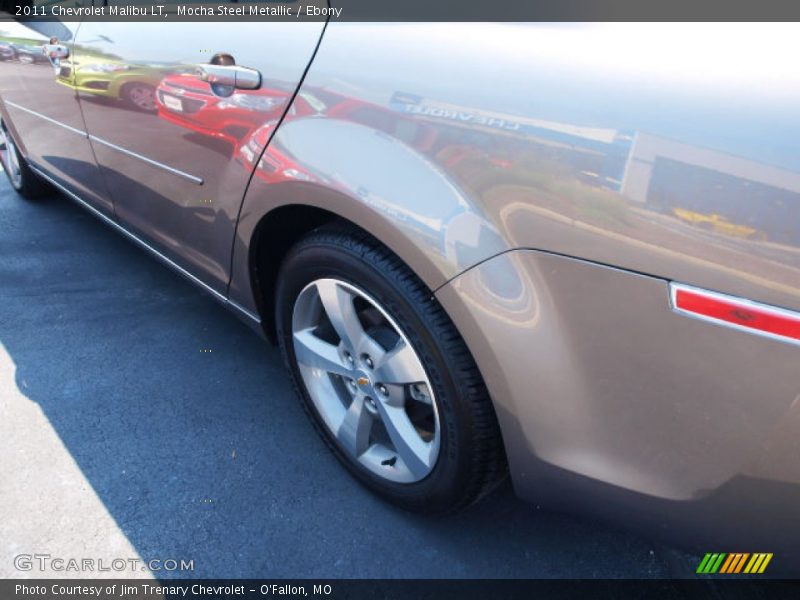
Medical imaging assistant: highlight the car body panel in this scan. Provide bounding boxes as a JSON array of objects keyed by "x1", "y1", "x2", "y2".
[
  {"x1": 229, "y1": 23, "x2": 800, "y2": 554},
  {"x1": 0, "y1": 21, "x2": 113, "y2": 214},
  {"x1": 3, "y1": 21, "x2": 799, "y2": 555},
  {"x1": 155, "y1": 73, "x2": 291, "y2": 149},
  {"x1": 436, "y1": 248, "x2": 800, "y2": 553},
  {"x1": 56, "y1": 56, "x2": 173, "y2": 106},
  {"x1": 71, "y1": 22, "x2": 325, "y2": 293},
  {"x1": 437, "y1": 250, "x2": 800, "y2": 498},
  {"x1": 235, "y1": 23, "x2": 800, "y2": 311}
]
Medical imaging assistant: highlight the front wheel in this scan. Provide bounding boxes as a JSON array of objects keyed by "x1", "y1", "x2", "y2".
[
  {"x1": 0, "y1": 119, "x2": 50, "y2": 199},
  {"x1": 275, "y1": 224, "x2": 507, "y2": 513},
  {"x1": 121, "y1": 83, "x2": 157, "y2": 112}
]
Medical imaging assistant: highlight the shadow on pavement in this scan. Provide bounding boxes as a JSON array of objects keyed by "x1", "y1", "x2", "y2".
[{"x1": 0, "y1": 186, "x2": 691, "y2": 578}]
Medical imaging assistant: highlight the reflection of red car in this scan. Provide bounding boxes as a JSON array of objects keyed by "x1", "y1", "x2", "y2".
[
  {"x1": 155, "y1": 73, "x2": 289, "y2": 147},
  {"x1": 235, "y1": 89, "x2": 441, "y2": 185},
  {"x1": 237, "y1": 122, "x2": 317, "y2": 185}
]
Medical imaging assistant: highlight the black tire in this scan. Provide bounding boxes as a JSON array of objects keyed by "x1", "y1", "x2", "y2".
[
  {"x1": 121, "y1": 82, "x2": 157, "y2": 113},
  {"x1": 0, "y1": 119, "x2": 51, "y2": 199},
  {"x1": 275, "y1": 223, "x2": 507, "y2": 513}
]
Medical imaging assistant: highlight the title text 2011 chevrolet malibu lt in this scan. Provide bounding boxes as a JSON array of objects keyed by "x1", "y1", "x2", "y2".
[{"x1": 2, "y1": 21, "x2": 798, "y2": 555}]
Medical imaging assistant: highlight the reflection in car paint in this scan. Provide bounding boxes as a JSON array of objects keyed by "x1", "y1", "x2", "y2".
[
  {"x1": 4, "y1": 23, "x2": 800, "y2": 557},
  {"x1": 156, "y1": 73, "x2": 291, "y2": 150}
]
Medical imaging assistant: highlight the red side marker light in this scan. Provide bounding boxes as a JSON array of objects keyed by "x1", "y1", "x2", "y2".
[{"x1": 670, "y1": 283, "x2": 800, "y2": 346}]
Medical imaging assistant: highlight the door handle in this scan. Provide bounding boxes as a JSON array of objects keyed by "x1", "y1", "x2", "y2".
[
  {"x1": 197, "y1": 64, "x2": 261, "y2": 95},
  {"x1": 42, "y1": 43, "x2": 69, "y2": 60},
  {"x1": 43, "y1": 36, "x2": 69, "y2": 60},
  {"x1": 42, "y1": 38, "x2": 69, "y2": 75}
]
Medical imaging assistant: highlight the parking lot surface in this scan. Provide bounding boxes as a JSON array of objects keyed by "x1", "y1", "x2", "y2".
[{"x1": 0, "y1": 178, "x2": 697, "y2": 578}]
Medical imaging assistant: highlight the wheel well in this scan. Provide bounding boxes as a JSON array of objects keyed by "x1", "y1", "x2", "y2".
[{"x1": 250, "y1": 205, "x2": 341, "y2": 343}]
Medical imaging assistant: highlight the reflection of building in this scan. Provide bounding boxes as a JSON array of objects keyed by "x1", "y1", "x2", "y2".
[
  {"x1": 389, "y1": 91, "x2": 633, "y2": 191},
  {"x1": 622, "y1": 133, "x2": 800, "y2": 245},
  {"x1": 389, "y1": 92, "x2": 800, "y2": 246}
]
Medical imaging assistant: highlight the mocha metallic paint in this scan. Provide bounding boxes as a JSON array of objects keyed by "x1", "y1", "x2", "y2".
[
  {"x1": 3, "y1": 22, "x2": 798, "y2": 554},
  {"x1": 436, "y1": 249, "x2": 800, "y2": 553},
  {"x1": 73, "y1": 22, "x2": 325, "y2": 293},
  {"x1": 1, "y1": 21, "x2": 113, "y2": 214},
  {"x1": 229, "y1": 23, "x2": 800, "y2": 336}
]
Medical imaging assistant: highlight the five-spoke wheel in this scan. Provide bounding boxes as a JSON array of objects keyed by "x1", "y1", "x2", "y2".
[
  {"x1": 292, "y1": 278, "x2": 440, "y2": 483},
  {"x1": 276, "y1": 224, "x2": 506, "y2": 513},
  {"x1": 0, "y1": 122, "x2": 23, "y2": 189},
  {"x1": 0, "y1": 118, "x2": 49, "y2": 198}
]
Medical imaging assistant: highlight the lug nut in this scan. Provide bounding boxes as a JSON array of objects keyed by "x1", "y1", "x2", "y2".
[
  {"x1": 344, "y1": 352, "x2": 354, "y2": 365},
  {"x1": 364, "y1": 356, "x2": 374, "y2": 369},
  {"x1": 377, "y1": 384, "x2": 388, "y2": 396}
]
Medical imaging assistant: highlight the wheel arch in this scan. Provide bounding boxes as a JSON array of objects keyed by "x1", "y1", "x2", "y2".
[
  {"x1": 236, "y1": 184, "x2": 465, "y2": 344},
  {"x1": 246, "y1": 202, "x2": 338, "y2": 342},
  {"x1": 0, "y1": 104, "x2": 30, "y2": 160},
  {"x1": 229, "y1": 117, "x2": 512, "y2": 343}
]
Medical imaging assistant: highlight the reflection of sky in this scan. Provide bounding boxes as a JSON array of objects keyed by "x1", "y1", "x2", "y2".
[
  {"x1": 71, "y1": 22, "x2": 319, "y2": 64},
  {"x1": 59, "y1": 22, "x2": 322, "y2": 89},
  {"x1": 317, "y1": 23, "x2": 800, "y2": 173},
  {"x1": 7, "y1": 21, "x2": 799, "y2": 172},
  {"x1": 277, "y1": 117, "x2": 469, "y2": 221},
  {"x1": 1, "y1": 21, "x2": 62, "y2": 41}
]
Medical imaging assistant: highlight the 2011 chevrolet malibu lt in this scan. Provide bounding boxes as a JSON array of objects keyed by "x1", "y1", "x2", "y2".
[{"x1": 1, "y1": 20, "x2": 798, "y2": 558}]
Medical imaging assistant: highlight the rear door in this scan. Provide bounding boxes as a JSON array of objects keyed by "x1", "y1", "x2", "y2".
[
  {"x1": 0, "y1": 18, "x2": 112, "y2": 213},
  {"x1": 73, "y1": 21, "x2": 325, "y2": 293}
]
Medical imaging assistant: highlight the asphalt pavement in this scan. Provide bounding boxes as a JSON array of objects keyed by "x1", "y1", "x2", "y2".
[{"x1": 0, "y1": 176, "x2": 698, "y2": 578}]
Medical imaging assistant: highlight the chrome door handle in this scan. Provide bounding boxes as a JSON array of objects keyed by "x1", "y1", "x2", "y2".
[
  {"x1": 197, "y1": 64, "x2": 261, "y2": 93},
  {"x1": 42, "y1": 39, "x2": 69, "y2": 75},
  {"x1": 42, "y1": 43, "x2": 69, "y2": 60}
]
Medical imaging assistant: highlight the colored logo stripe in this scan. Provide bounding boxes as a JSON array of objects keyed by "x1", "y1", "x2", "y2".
[
  {"x1": 718, "y1": 554, "x2": 736, "y2": 573},
  {"x1": 744, "y1": 553, "x2": 773, "y2": 574},
  {"x1": 697, "y1": 553, "x2": 773, "y2": 574},
  {"x1": 697, "y1": 553, "x2": 726, "y2": 574},
  {"x1": 719, "y1": 553, "x2": 748, "y2": 573}
]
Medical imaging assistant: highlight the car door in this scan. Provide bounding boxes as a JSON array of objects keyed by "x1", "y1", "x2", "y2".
[
  {"x1": 72, "y1": 21, "x2": 325, "y2": 294},
  {"x1": 0, "y1": 18, "x2": 112, "y2": 214}
]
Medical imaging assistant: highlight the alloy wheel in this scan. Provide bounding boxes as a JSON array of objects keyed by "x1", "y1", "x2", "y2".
[
  {"x1": 0, "y1": 124, "x2": 23, "y2": 189},
  {"x1": 291, "y1": 278, "x2": 440, "y2": 483},
  {"x1": 127, "y1": 85, "x2": 157, "y2": 111}
]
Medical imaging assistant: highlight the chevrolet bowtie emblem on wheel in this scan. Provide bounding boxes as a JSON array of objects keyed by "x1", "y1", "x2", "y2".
[{"x1": 357, "y1": 377, "x2": 369, "y2": 386}]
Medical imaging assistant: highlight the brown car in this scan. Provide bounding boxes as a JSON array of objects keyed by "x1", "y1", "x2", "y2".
[{"x1": 1, "y1": 22, "x2": 798, "y2": 560}]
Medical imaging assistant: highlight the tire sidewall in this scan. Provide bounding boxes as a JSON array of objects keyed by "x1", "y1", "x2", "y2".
[
  {"x1": 122, "y1": 83, "x2": 157, "y2": 112},
  {"x1": 275, "y1": 236, "x2": 476, "y2": 512},
  {"x1": 1, "y1": 121, "x2": 27, "y2": 192}
]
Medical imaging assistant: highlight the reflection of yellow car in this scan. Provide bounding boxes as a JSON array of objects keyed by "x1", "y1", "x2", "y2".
[
  {"x1": 56, "y1": 58, "x2": 174, "y2": 112},
  {"x1": 672, "y1": 207, "x2": 767, "y2": 241}
]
